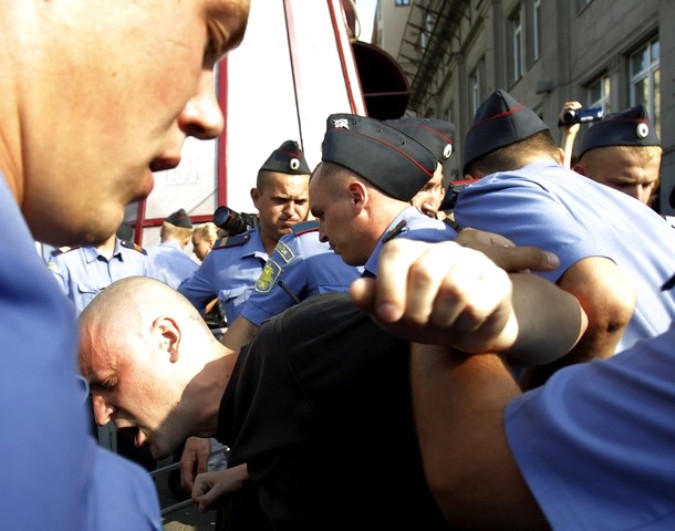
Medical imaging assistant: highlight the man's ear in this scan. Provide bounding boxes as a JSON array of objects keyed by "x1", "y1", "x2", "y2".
[
  {"x1": 153, "y1": 316, "x2": 181, "y2": 363},
  {"x1": 573, "y1": 164, "x2": 586, "y2": 176},
  {"x1": 347, "y1": 181, "x2": 367, "y2": 210},
  {"x1": 250, "y1": 187, "x2": 260, "y2": 209}
]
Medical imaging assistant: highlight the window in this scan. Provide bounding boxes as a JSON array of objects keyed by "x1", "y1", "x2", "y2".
[
  {"x1": 509, "y1": 8, "x2": 524, "y2": 84},
  {"x1": 586, "y1": 75, "x2": 611, "y2": 115},
  {"x1": 469, "y1": 58, "x2": 485, "y2": 117},
  {"x1": 629, "y1": 37, "x2": 660, "y2": 138},
  {"x1": 526, "y1": 0, "x2": 541, "y2": 68},
  {"x1": 395, "y1": 0, "x2": 411, "y2": 6},
  {"x1": 419, "y1": 12, "x2": 436, "y2": 53}
]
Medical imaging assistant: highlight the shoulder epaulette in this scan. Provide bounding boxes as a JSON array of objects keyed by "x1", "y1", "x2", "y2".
[
  {"x1": 120, "y1": 239, "x2": 147, "y2": 255},
  {"x1": 213, "y1": 237, "x2": 228, "y2": 248},
  {"x1": 50, "y1": 245, "x2": 80, "y2": 258},
  {"x1": 213, "y1": 230, "x2": 251, "y2": 250},
  {"x1": 291, "y1": 219, "x2": 319, "y2": 236}
]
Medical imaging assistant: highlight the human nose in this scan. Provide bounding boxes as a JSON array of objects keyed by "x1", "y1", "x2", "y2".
[
  {"x1": 92, "y1": 394, "x2": 115, "y2": 427},
  {"x1": 318, "y1": 224, "x2": 328, "y2": 243},
  {"x1": 623, "y1": 185, "x2": 640, "y2": 201},
  {"x1": 177, "y1": 71, "x2": 224, "y2": 140}
]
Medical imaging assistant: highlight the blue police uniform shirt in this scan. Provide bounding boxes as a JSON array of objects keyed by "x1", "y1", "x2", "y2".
[
  {"x1": 178, "y1": 227, "x2": 268, "y2": 324},
  {"x1": 454, "y1": 161, "x2": 675, "y2": 352},
  {"x1": 146, "y1": 240, "x2": 199, "y2": 289},
  {"x1": 0, "y1": 176, "x2": 161, "y2": 530},
  {"x1": 48, "y1": 237, "x2": 154, "y2": 315},
  {"x1": 364, "y1": 205, "x2": 458, "y2": 277},
  {"x1": 87, "y1": 440, "x2": 162, "y2": 531},
  {"x1": 506, "y1": 321, "x2": 675, "y2": 530},
  {"x1": 241, "y1": 220, "x2": 363, "y2": 326}
]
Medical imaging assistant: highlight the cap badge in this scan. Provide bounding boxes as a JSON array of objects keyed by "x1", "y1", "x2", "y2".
[
  {"x1": 290, "y1": 158, "x2": 300, "y2": 171},
  {"x1": 636, "y1": 122, "x2": 649, "y2": 139},
  {"x1": 442, "y1": 144, "x2": 453, "y2": 160},
  {"x1": 333, "y1": 118, "x2": 350, "y2": 129}
]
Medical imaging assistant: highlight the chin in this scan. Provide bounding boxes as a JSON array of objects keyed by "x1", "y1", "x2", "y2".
[{"x1": 148, "y1": 442, "x2": 171, "y2": 461}]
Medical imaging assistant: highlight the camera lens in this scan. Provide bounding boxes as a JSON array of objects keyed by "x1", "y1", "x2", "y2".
[
  {"x1": 213, "y1": 206, "x2": 251, "y2": 236},
  {"x1": 563, "y1": 110, "x2": 575, "y2": 124}
]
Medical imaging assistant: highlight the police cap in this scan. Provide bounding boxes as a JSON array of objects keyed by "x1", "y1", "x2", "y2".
[
  {"x1": 463, "y1": 89, "x2": 549, "y2": 175},
  {"x1": 384, "y1": 117, "x2": 455, "y2": 162},
  {"x1": 260, "y1": 140, "x2": 311, "y2": 175},
  {"x1": 579, "y1": 104, "x2": 661, "y2": 159},
  {"x1": 321, "y1": 113, "x2": 438, "y2": 201},
  {"x1": 166, "y1": 208, "x2": 193, "y2": 229}
]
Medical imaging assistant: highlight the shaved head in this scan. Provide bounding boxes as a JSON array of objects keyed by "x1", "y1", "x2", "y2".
[{"x1": 79, "y1": 276, "x2": 231, "y2": 458}]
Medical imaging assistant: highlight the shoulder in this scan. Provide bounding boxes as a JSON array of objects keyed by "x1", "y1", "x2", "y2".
[
  {"x1": 291, "y1": 220, "x2": 319, "y2": 237},
  {"x1": 120, "y1": 240, "x2": 147, "y2": 255},
  {"x1": 49, "y1": 245, "x2": 81, "y2": 259},
  {"x1": 212, "y1": 230, "x2": 254, "y2": 250}
]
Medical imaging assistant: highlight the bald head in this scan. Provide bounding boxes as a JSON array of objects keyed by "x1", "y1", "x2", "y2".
[
  {"x1": 80, "y1": 276, "x2": 208, "y2": 339},
  {"x1": 79, "y1": 276, "x2": 232, "y2": 459}
]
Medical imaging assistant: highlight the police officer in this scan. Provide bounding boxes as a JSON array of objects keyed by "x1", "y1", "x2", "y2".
[
  {"x1": 48, "y1": 229, "x2": 154, "y2": 316},
  {"x1": 178, "y1": 140, "x2": 311, "y2": 325},
  {"x1": 146, "y1": 208, "x2": 199, "y2": 289},
  {"x1": 574, "y1": 104, "x2": 662, "y2": 206},
  {"x1": 309, "y1": 113, "x2": 457, "y2": 279}
]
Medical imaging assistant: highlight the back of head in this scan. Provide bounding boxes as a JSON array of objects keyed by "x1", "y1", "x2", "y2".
[
  {"x1": 192, "y1": 222, "x2": 219, "y2": 242},
  {"x1": 161, "y1": 208, "x2": 194, "y2": 242},
  {"x1": 257, "y1": 140, "x2": 311, "y2": 189},
  {"x1": 463, "y1": 89, "x2": 551, "y2": 176},
  {"x1": 115, "y1": 222, "x2": 134, "y2": 243},
  {"x1": 468, "y1": 130, "x2": 559, "y2": 177},
  {"x1": 578, "y1": 104, "x2": 661, "y2": 160},
  {"x1": 320, "y1": 113, "x2": 438, "y2": 201}
]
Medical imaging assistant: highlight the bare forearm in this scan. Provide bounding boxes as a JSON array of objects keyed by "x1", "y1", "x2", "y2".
[
  {"x1": 411, "y1": 345, "x2": 548, "y2": 529},
  {"x1": 507, "y1": 273, "x2": 587, "y2": 366}
]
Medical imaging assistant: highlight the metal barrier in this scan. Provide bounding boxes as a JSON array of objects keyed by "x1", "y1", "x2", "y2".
[{"x1": 150, "y1": 444, "x2": 229, "y2": 517}]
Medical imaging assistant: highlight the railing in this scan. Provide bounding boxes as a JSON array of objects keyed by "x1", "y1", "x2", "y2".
[{"x1": 151, "y1": 445, "x2": 230, "y2": 517}]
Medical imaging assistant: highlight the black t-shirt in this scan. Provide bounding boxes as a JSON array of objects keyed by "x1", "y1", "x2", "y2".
[{"x1": 217, "y1": 292, "x2": 451, "y2": 530}]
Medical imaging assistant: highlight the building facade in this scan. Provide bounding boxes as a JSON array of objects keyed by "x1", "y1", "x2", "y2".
[{"x1": 373, "y1": 0, "x2": 675, "y2": 213}]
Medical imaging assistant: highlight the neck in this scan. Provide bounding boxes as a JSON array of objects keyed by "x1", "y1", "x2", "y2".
[
  {"x1": 96, "y1": 236, "x2": 117, "y2": 258},
  {"x1": 192, "y1": 346, "x2": 240, "y2": 437},
  {"x1": 259, "y1": 230, "x2": 279, "y2": 255}
]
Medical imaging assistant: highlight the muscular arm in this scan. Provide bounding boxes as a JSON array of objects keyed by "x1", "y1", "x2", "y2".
[
  {"x1": 351, "y1": 240, "x2": 586, "y2": 364},
  {"x1": 411, "y1": 346, "x2": 549, "y2": 529},
  {"x1": 520, "y1": 256, "x2": 635, "y2": 389}
]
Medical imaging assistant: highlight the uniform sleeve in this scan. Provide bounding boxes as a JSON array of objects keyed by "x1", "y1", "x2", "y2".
[
  {"x1": 505, "y1": 325, "x2": 675, "y2": 529},
  {"x1": 87, "y1": 443, "x2": 162, "y2": 531},
  {"x1": 455, "y1": 175, "x2": 604, "y2": 283},
  {"x1": 177, "y1": 251, "x2": 219, "y2": 313}
]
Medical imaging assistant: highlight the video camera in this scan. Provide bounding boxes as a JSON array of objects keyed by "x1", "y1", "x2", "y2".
[
  {"x1": 213, "y1": 206, "x2": 259, "y2": 236},
  {"x1": 558, "y1": 107, "x2": 604, "y2": 127}
]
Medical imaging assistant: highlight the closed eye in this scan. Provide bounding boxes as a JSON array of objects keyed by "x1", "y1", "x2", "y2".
[{"x1": 90, "y1": 376, "x2": 118, "y2": 394}]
